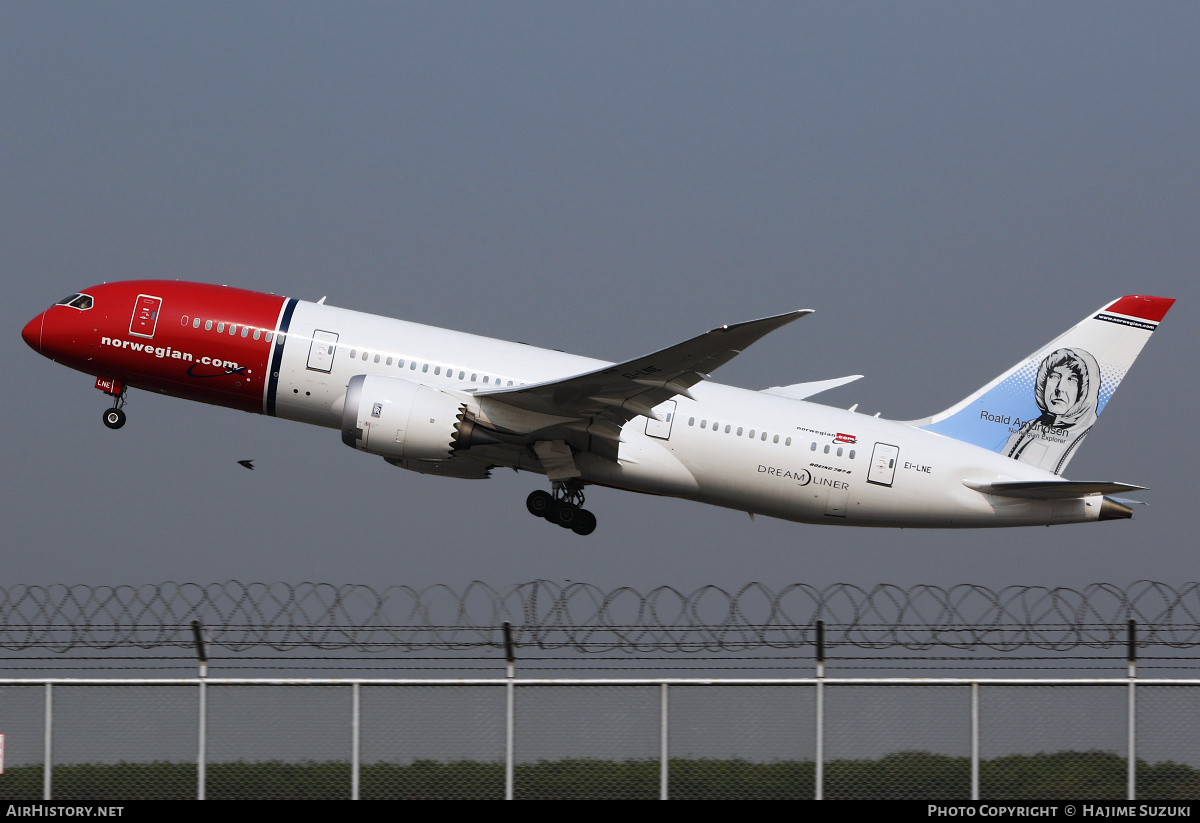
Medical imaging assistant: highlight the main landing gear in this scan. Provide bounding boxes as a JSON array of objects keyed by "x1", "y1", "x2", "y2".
[{"x1": 526, "y1": 481, "x2": 597, "y2": 536}]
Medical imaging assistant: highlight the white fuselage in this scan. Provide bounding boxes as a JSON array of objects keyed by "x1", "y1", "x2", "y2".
[{"x1": 274, "y1": 300, "x2": 1093, "y2": 528}]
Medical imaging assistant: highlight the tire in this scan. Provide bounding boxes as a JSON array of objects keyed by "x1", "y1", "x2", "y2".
[
  {"x1": 526, "y1": 490, "x2": 553, "y2": 518},
  {"x1": 553, "y1": 503, "x2": 577, "y2": 529},
  {"x1": 103, "y1": 408, "x2": 126, "y2": 429},
  {"x1": 571, "y1": 509, "x2": 597, "y2": 536}
]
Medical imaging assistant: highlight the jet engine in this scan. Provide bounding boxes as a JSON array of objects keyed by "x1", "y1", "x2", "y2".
[{"x1": 341, "y1": 374, "x2": 482, "y2": 463}]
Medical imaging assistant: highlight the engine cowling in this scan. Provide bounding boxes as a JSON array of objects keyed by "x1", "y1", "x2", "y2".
[{"x1": 341, "y1": 374, "x2": 467, "y2": 462}]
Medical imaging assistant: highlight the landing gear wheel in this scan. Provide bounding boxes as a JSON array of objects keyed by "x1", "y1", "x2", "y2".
[
  {"x1": 571, "y1": 509, "x2": 597, "y2": 536},
  {"x1": 526, "y1": 490, "x2": 554, "y2": 518},
  {"x1": 527, "y1": 482, "x2": 598, "y2": 535},
  {"x1": 103, "y1": 408, "x2": 126, "y2": 429},
  {"x1": 553, "y1": 503, "x2": 577, "y2": 529}
]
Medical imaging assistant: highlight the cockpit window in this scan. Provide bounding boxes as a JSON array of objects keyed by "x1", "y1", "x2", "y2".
[{"x1": 56, "y1": 293, "x2": 93, "y2": 310}]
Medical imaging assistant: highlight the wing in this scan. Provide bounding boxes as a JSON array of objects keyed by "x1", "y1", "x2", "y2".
[
  {"x1": 481, "y1": 309, "x2": 809, "y2": 421},
  {"x1": 467, "y1": 310, "x2": 811, "y2": 467},
  {"x1": 761, "y1": 374, "x2": 863, "y2": 400}
]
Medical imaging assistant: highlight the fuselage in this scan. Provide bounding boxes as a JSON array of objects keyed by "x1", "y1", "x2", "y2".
[{"x1": 22, "y1": 280, "x2": 1112, "y2": 528}]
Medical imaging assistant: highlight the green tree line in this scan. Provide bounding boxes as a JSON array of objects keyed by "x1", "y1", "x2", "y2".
[{"x1": 2, "y1": 751, "x2": 1199, "y2": 800}]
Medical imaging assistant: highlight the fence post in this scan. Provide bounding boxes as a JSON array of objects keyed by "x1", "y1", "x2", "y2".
[
  {"x1": 197, "y1": 680, "x2": 206, "y2": 800},
  {"x1": 815, "y1": 619, "x2": 824, "y2": 800},
  {"x1": 42, "y1": 683, "x2": 52, "y2": 801},
  {"x1": 971, "y1": 681, "x2": 980, "y2": 800},
  {"x1": 193, "y1": 620, "x2": 208, "y2": 800},
  {"x1": 660, "y1": 683, "x2": 669, "y2": 800},
  {"x1": 191, "y1": 620, "x2": 208, "y2": 679},
  {"x1": 504, "y1": 621, "x2": 515, "y2": 801},
  {"x1": 1127, "y1": 619, "x2": 1137, "y2": 801},
  {"x1": 352, "y1": 683, "x2": 361, "y2": 800}
]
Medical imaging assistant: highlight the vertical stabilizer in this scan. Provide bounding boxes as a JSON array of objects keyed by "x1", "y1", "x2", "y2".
[{"x1": 907, "y1": 295, "x2": 1174, "y2": 475}]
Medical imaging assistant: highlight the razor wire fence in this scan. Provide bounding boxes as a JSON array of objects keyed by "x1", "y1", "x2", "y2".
[{"x1": 3, "y1": 581, "x2": 1200, "y2": 653}]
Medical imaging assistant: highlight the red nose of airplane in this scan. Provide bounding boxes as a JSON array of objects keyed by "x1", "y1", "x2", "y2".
[{"x1": 22, "y1": 311, "x2": 44, "y2": 352}]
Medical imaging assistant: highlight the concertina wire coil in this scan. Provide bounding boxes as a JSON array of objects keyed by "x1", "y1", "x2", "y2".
[{"x1": 0, "y1": 581, "x2": 1198, "y2": 653}]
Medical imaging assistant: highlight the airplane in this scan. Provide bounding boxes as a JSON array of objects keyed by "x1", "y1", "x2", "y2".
[{"x1": 22, "y1": 282, "x2": 1173, "y2": 535}]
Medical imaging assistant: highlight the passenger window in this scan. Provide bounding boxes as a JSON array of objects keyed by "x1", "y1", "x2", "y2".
[
  {"x1": 724, "y1": 425, "x2": 731, "y2": 434},
  {"x1": 386, "y1": 357, "x2": 392, "y2": 366},
  {"x1": 508, "y1": 381, "x2": 514, "y2": 386},
  {"x1": 422, "y1": 364, "x2": 429, "y2": 373},
  {"x1": 823, "y1": 444, "x2": 830, "y2": 454},
  {"x1": 217, "y1": 323, "x2": 225, "y2": 333},
  {"x1": 241, "y1": 327, "x2": 249, "y2": 338},
  {"x1": 458, "y1": 371, "x2": 465, "y2": 380},
  {"x1": 761, "y1": 432, "x2": 767, "y2": 441},
  {"x1": 374, "y1": 354, "x2": 380, "y2": 363},
  {"x1": 193, "y1": 318, "x2": 201, "y2": 329},
  {"x1": 700, "y1": 420, "x2": 707, "y2": 429},
  {"x1": 748, "y1": 429, "x2": 755, "y2": 438},
  {"x1": 265, "y1": 331, "x2": 273, "y2": 342},
  {"x1": 362, "y1": 352, "x2": 368, "y2": 361},
  {"x1": 350, "y1": 349, "x2": 357, "y2": 358},
  {"x1": 689, "y1": 417, "x2": 695, "y2": 426},
  {"x1": 849, "y1": 450, "x2": 856, "y2": 459},
  {"x1": 229, "y1": 325, "x2": 237, "y2": 335},
  {"x1": 410, "y1": 362, "x2": 416, "y2": 370},
  {"x1": 434, "y1": 366, "x2": 441, "y2": 375},
  {"x1": 736, "y1": 427, "x2": 743, "y2": 436},
  {"x1": 837, "y1": 447, "x2": 843, "y2": 457},
  {"x1": 773, "y1": 435, "x2": 779, "y2": 444},
  {"x1": 398, "y1": 359, "x2": 405, "y2": 368},
  {"x1": 471, "y1": 373, "x2": 477, "y2": 382},
  {"x1": 786, "y1": 437, "x2": 792, "y2": 446},
  {"x1": 253, "y1": 329, "x2": 261, "y2": 340}
]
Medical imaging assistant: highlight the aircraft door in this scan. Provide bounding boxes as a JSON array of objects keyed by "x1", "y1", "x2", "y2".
[
  {"x1": 307, "y1": 330, "x2": 338, "y2": 373},
  {"x1": 867, "y1": 442, "x2": 899, "y2": 487},
  {"x1": 645, "y1": 400, "x2": 677, "y2": 440},
  {"x1": 129, "y1": 294, "x2": 162, "y2": 339}
]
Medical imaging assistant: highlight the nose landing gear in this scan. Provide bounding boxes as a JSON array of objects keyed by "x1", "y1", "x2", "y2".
[
  {"x1": 99, "y1": 380, "x2": 127, "y2": 429},
  {"x1": 526, "y1": 481, "x2": 597, "y2": 536}
]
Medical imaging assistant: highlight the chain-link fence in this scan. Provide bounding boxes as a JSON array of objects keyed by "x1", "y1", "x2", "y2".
[{"x1": 2, "y1": 677, "x2": 1199, "y2": 800}]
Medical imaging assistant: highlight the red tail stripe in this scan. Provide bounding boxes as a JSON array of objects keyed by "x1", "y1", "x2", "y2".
[{"x1": 1105, "y1": 295, "x2": 1175, "y2": 323}]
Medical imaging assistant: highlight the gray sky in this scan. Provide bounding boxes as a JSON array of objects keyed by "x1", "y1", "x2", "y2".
[{"x1": 3, "y1": 2, "x2": 1197, "y2": 591}]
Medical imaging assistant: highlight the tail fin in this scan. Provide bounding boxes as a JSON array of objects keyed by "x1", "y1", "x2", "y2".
[{"x1": 907, "y1": 295, "x2": 1174, "y2": 475}]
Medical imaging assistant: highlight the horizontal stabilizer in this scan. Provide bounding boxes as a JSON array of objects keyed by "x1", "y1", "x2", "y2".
[
  {"x1": 963, "y1": 480, "x2": 1146, "y2": 500},
  {"x1": 762, "y1": 375, "x2": 863, "y2": 400}
]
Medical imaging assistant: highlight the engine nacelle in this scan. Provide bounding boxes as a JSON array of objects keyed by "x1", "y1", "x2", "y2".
[{"x1": 341, "y1": 375, "x2": 468, "y2": 462}]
